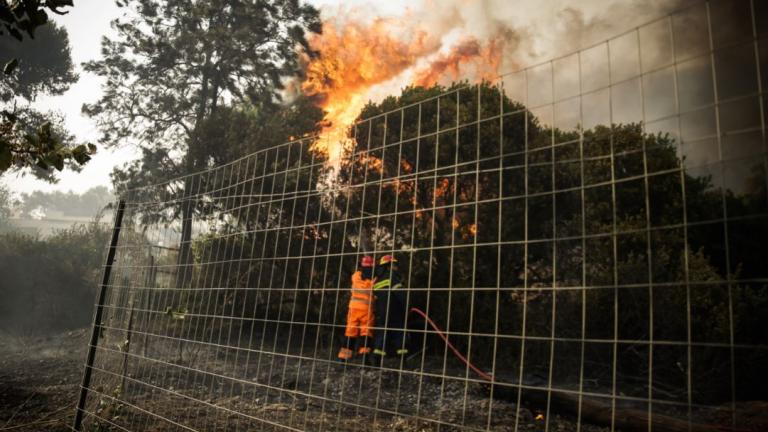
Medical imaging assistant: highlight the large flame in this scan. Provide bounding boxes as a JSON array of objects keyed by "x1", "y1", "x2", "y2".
[
  {"x1": 301, "y1": 9, "x2": 509, "y2": 162},
  {"x1": 301, "y1": 19, "x2": 439, "y2": 162}
]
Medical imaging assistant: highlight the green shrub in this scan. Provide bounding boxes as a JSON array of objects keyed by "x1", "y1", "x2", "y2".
[{"x1": 0, "y1": 218, "x2": 110, "y2": 334}]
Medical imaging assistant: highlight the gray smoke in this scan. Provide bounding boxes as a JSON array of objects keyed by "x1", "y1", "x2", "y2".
[{"x1": 406, "y1": 0, "x2": 693, "y2": 78}]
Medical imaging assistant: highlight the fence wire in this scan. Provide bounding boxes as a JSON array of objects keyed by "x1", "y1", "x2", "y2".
[{"x1": 75, "y1": 1, "x2": 768, "y2": 431}]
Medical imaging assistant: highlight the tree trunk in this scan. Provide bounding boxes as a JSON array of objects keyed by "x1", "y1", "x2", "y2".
[
  {"x1": 175, "y1": 45, "x2": 213, "y2": 289},
  {"x1": 176, "y1": 177, "x2": 195, "y2": 289}
]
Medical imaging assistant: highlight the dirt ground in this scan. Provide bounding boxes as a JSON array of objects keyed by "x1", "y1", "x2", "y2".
[
  {"x1": 78, "y1": 338, "x2": 608, "y2": 432},
  {"x1": 0, "y1": 329, "x2": 601, "y2": 432},
  {"x1": 0, "y1": 329, "x2": 87, "y2": 431},
  {"x1": 1, "y1": 329, "x2": 765, "y2": 432}
]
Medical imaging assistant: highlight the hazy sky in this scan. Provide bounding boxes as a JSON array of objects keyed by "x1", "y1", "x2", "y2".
[{"x1": 2, "y1": 0, "x2": 679, "y2": 196}]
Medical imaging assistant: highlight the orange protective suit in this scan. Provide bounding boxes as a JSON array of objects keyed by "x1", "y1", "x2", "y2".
[{"x1": 344, "y1": 270, "x2": 374, "y2": 337}]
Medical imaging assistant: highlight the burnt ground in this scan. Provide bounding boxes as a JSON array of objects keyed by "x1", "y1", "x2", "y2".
[
  {"x1": 1, "y1": 329, "x2": 766, "y2": 432},
  {"x1": 0, "y1": 328, "x2": 602, "y2": 432},
  {"x1": 0, "y1": 329, "x2": 87, "y2": 431},
  {"x1": 79, "y1": 331, "x2": 612, "y2": 432}
]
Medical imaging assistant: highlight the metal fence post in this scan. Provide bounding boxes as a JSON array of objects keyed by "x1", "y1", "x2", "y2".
[{"x1": 73, "y1": 200, "x2": 127, "y2": 430}]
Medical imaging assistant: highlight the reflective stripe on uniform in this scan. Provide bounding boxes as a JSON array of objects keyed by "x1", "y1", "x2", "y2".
[
  {"x1": 351, "y1": 288, "x2": 371, "y2": 302},
  {"x1": 350, "y1": 297, "x2": 371, "y2": 305},
  {"x1": 374, "y1": 279, "x2": 401, "y2": 290}
]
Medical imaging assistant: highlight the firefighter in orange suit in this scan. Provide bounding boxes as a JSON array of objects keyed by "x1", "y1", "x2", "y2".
[{"x1": 338, "y1": 255, "x2": 375, "y2": 360}]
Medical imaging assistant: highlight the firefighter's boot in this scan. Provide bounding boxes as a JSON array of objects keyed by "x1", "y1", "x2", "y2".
[{"x1": 338, "y1": 347, "x2": 353, "y2": 360}]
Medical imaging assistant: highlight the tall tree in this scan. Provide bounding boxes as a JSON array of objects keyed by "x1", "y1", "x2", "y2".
[{"x1": 84, "y1": 0, "x2": 322, "y2": 286}]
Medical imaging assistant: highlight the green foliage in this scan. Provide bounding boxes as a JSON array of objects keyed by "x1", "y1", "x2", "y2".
[
  {"x1": 165, "y1": 306, "x2": 188, "y2": 320},
  {"x1": 0, "y1": 109, "x2": 95, "y2": 173},
  {"x1": 0, "y1": 217, "x2": 110, "y2": 334},
  {"x1": 1, "y1": 1, "x2": 94, "y2": 178}
]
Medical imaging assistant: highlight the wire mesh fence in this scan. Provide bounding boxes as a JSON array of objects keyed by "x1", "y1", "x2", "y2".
[{"x1": 74, "y1": 1, "x2": 768, "y2": 430}]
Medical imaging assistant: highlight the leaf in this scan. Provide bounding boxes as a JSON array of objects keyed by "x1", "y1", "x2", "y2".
[
  {"x1": 51, "y1": 152, "x2": 64, "y2": 170},
  {"x1": 165, "y1": 306, "x2": 187, "y2": 320},
  {"x1": 45, "y1": 0, "x2": 74, "y2": 15},
  {"x1": 47, "y1": 0, "x2": 75, "y2": 7},
  {"x1": 0, "y1": 110, "x2": 15, "y2": 123},
  {"x1": 3, "y1": 58, "x2": 18, "y2": 75},
  {"x1": 28, "y1": 8, "x2": 49, "y2": 28},
  {"x1": 36, "y1": 122, "x2": 58, "y2": 151},
  {"x1": 72, "y1": 144, "x2": 91, "y2": 164},
  {"x1": 38, "y1": 121, "x2": 52, "y2": 137},
  {"x1": 0, "y1": 143, "x2": 11, "y2": 171},
  {"x1": 87, "y1": 143, "x2": 97, "y2": 154}
]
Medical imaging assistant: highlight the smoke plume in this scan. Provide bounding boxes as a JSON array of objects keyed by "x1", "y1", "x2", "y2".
[{"x1": 302, "y1": 0, "x2": 691, "y2": 154}]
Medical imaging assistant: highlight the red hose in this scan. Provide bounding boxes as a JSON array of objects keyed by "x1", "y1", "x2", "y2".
[{"x1": 409, "y1": 307, "x2": 493, "y2": 382}]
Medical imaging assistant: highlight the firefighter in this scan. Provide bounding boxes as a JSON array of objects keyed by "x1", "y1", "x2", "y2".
[
  {"x1": 337, "y1": 255, "x2": 375, "y2": 360},
  {"x1": 372, "y1": 255, "x2": 408, "y2": 357}
]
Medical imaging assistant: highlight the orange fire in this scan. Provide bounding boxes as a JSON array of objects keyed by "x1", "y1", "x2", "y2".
[
  {"x1": 452, "y1": 217, "x2": 461, "y2": 230},
  {"x1": 302, "y1": 19, "x2": 438, "y2": 161},
  {"x1": 301, "y1": 10, "x2": 510, "y2": 163},
  {"x1": 413, "y1": 37, "x2": 503, "y2": 87},
  {"x1": 359, "y1": 154, "x2": 384, "y2": 174},
  {"x1": 434, "y1": 178, "x2": 451, "y2": 203}
]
